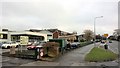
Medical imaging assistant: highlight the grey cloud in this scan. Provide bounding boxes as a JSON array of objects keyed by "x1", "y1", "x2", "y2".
[{"x1": 1, "y1": 0, "x2": 119, "y2": 35}]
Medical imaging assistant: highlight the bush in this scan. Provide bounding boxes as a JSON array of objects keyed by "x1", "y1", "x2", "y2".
[
  {"x1": 80, "y1": 41, "x2": 93, "y2": 47},
  {"x1": 80, "y1": 39, "x2": 85, "y2": 42}
]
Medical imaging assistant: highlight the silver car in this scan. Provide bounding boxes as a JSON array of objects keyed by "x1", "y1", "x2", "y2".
[{"x1": 2, "y1": 42, "x2": 19, "y2": 49}]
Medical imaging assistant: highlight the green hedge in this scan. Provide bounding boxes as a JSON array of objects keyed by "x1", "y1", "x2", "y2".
[
  {"x1": 85, "y1": 47, "x2": 118, "y2": 62},
  {"x1": 80, "y1": 41, "x2": 93, "y2": 47}
]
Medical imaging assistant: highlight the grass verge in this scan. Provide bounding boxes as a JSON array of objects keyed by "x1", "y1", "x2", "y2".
[{"x1": 85, "y1": 47, "x2": 118, "y2": 62}]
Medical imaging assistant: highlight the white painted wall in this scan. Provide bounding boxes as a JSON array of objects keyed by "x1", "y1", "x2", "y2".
[
  {"x1": 0, "y1": 31, "x2": 51, "y2": 42},
  {"x1": 11, "y1": 31, "x2": 48, "y2": 42},
  {"x1": 0, "y1": 31, "x2": 9, "y2": 42}
]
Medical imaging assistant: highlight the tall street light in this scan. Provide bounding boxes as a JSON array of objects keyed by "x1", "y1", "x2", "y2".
[{"x1": 94, "y1": 16, "x2": 103, "y2": 46}]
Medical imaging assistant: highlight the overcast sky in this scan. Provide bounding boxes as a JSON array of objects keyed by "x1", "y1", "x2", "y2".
[{"x1": 0, "y1": 0, "x2": 119, "y2": 35}]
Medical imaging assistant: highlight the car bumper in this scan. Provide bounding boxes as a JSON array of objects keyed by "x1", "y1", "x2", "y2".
[
  {"x1": 2, "y1": 46, "x2": 7, "y2": 49},
  {"x1": 27, "y1": 47, "x2": 36, "y2": 50},
  {"x1": 71, "y1": 45, "x2": 78, "y2": 48}
]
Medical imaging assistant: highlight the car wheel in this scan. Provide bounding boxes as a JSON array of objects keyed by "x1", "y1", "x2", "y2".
[
  {"x1": 16, "y1": 45, "x2": 18, "y2": 48},
  {"x1": 27, "y1": 48, "x2": 31, "y2": 50},
  {"x1": 7, "y1": 46, "x2": 10, "y2": 49}
]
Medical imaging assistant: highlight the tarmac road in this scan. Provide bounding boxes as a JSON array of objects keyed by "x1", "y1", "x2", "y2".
[{"x1": 108, "y1": 41, "x2": 119, "y2": 54}]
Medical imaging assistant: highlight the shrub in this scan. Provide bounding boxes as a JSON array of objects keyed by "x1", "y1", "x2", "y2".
[{"x1": 80, "y1": 39, "x2": 85, "y2": 42}]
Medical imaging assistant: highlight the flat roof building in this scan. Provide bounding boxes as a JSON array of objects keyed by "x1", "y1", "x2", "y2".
[{"x1": 0, "y1": 29, "x2": 53, "y2": 42}]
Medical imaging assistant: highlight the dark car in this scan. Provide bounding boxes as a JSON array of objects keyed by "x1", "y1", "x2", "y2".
[
  {"x1": 101, "y1": 40, "x2": 106, "y2": 43},
  {"x1": 66, "y1": 43, "x2": 71, "y2": 50},
  {"x1": 109, "y1": 40, "x2": 112, "y2": 43},
  {"x1": 70, "y1": 42, "x2": 80, "y2": 48}
]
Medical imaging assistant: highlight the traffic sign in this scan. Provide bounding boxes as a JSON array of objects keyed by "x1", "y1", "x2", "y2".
[{"x1": 104, "y1": 34, "x2": 108, "y2": 37}]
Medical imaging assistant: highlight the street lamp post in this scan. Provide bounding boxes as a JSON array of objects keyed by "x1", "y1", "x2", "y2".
[{"x1": 94, "y1": 16, "x2": 103, "y2": 46}]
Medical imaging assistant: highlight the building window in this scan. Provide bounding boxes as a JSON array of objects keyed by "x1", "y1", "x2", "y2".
[
  {"x1": 3, "y1": 34, "x2": 8, "y2": 39},
  {"x1": 0, "y1": 34, "x2": 3, "y2": 39},
  {"x1": 47, "y1": 35, "x2": 52, "y2": 36}
]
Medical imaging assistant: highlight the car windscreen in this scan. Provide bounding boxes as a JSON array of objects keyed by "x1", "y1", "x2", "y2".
[
  {"x1": 4, "y1": 42, "x2": 11, "y2": 44},
  {"x1": 32, "y1": 43, "x2": 40, "y2": 46}
]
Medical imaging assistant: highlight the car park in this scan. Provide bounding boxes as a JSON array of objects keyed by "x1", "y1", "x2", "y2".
[{"x1": 2, "y1": 42, "x2": 20, "y2": 49}]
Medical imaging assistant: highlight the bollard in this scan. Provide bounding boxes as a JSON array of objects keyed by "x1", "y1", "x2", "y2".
[
  {"x1": 104, "y1": 44, "x2": 108, "y2": 50},
  {"x1": 10, "y1": 46, "x2": 16, "y2": 54}
]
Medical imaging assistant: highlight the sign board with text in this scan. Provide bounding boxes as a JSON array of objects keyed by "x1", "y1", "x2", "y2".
[
  {"x1": 20, "y1": 36, "x2": 28, "y2": 45},
  {"x1": 103, "y1": 34, "x2": 108, "y2": 37}
]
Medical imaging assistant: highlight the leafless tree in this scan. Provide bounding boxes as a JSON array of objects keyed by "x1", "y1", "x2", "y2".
[{"x1": 83, "y1": 30, "x2": 94, "y2": 41}]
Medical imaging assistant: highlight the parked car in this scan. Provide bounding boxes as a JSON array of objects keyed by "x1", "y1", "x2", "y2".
[
  {"x1": 27, "y1": 41, "x2": 34, "y2": 45},
  {"x1": 66, "y1": 43, "x2": 71, "y2": 50},
  {"x1": 95, "y1": 39, "x2": 101, "y2": 42},
  {"x1": 2, "y1": 42, "x2": 19, "y2": 49},
  {"x1": 0, "y1": 42, "x2": 3, "y2": 48},
  {"x1": 101, "y1": 40, "x2": 106, "y2": 43},
  {"x1": 27, "y1": 41, "x2": 46, "y2": 50},
  {"x1": 70, "y1": 42, "x2": 80, "y2": 48},
  {"x1": 27, "y1": 42, "x2": 39, "y2": 50},
  {"x1": 109, "y1": 40, "x2": 112, "y2": 43},
  {"x1": 36, "y1": 42, "x2": 45, "y2": 48}
]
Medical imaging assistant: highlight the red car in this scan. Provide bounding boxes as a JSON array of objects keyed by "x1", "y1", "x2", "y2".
[
  {"x1": 27, "y1": 41, "x2": 46, "y2": 50},
  {"x1": 27, "y1": 42, "x2": 39, "y2": 50}
]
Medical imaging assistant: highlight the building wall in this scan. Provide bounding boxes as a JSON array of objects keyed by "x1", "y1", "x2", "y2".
[
  {"x1": 53, "y1": 31, "x2": 59, "y2": 38},
  {"x1": 39, "y1": 30, "x2": 53, "y2": 41},
  {"x1": 59, "y1": 35, "x2": 77, "y2": 43},
  {"x1": 0, "y1": 31, "x2": 9, "y2": 42},
  {"x1": 0, "y1": 31, "x2": 50, "y2": 42},
  {"x1": 11, "y1": 31, "x2": 48, "y2": 42}
]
